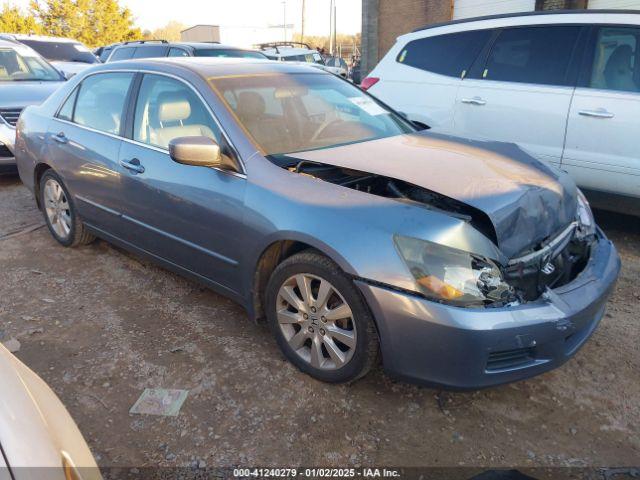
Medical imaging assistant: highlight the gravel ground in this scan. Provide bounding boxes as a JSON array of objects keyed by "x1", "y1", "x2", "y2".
[{"x1": 0, "y1": 175, "x2": 638, "y2": 478}]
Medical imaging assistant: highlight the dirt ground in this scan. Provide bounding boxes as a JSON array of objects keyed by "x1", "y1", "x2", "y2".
[{"x1": 0, "y1": 175, "x2": 638, "y2": 477}]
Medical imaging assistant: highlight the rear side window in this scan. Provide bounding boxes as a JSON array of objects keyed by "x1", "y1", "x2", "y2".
[
  {"x1": 588, "y1": 26, "x2": 640, "y2": 94},
  {"x1": 109, "y1": 47, "x2": 135, "y2": 61},
  {"x1": 397, "y1": 30, "x2": 492, "y2": 78},
  {"x1": 132, "y1": 45, "x2": 167, "y2": 59},
  {"x1": 72, "y1": 73, "x2": 134, "y2": 135},
  {"x1": 483, "y1": 26, "x2": 581, "y2": 86}
]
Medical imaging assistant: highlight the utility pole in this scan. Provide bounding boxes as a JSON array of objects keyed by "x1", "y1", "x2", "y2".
[
  {"x1": 282, "y1": 1, "x2": 287, "y2": 43},
  {"x1": 329, "y1": 0, "x2": 335, "y2": 55},
  {"x1": 301, "y1": 0, "x2": 306, "y2": 43}
]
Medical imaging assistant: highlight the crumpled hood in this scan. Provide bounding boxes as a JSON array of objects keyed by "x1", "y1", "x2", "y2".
[
  {"x1": 0, "y1": 82, "x2": 63, "y2": 109},
  {"x1": 286, "y1": 132, "x2": 578, "y2": 259}
]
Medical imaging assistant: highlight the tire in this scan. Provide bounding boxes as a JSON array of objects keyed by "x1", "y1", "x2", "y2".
[
  {"x1": 40, "y1": 170, "x2": 95, "y2": 247},
  {"x1": 265, "y1": 250, "x2": 379, "y2": 383}
]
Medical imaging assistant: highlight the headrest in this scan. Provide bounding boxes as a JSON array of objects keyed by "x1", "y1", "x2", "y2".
[
  {"x1": 158, "y1": 96, "x2": 192, "y2": 123},
  {"x1": 237, "y1": 91, "x2": 266, "y2": 119},
  {"x1": 605, "y1": 45, "x2": 633, "y2": 74}
]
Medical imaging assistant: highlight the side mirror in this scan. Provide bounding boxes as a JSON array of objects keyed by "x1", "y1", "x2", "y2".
[{"x1": 169, "y1": 136, "x2": 237, "y2": 171}]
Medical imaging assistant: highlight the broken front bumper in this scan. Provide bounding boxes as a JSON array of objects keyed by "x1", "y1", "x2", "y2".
[
  {"x1": 357, "y1": 230, "x2": 620, "y2": 389},
  {"x1": 0, "y1": 122, "x2": 16, "y2": 173}
]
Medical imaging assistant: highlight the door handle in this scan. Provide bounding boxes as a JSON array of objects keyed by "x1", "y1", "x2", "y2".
[
  {"x1": 53, "y1": 132, "x2": 68, "y2": 144},
  {"x1": 119, "y1": 158, "x2": 145, "y2": 174},
  {"x1": 579, "y1": 109, "x2": 614, "y2": 119},
  {"x1": 461, "y1": 97, "x2": 486, "y2": 106}
]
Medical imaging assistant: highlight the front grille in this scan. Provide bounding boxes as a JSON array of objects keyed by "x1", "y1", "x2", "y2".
[
  {"x1": 0, "y1": 107, "x2": 24, "y2": 127},
  {"x1": 0, "y1": 144, "x2": 13, "y2": 157},
  {"x1": 486, "y1": 347, "x2": 536, "y2": 372}
]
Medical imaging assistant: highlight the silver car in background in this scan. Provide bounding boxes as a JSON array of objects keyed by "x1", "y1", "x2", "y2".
[
  {"x1": 15, "y1": 58, "x2": 620, "y2": 388},
  {"x1": 0, "y1": 38, "x2": 64, "y2": 174}
]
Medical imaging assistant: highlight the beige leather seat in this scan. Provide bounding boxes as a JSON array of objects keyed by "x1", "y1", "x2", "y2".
[
  {"x1": 235, "y1": 91, "x2": 292, "y2": 153},
  {"x1": 150, "y1": 94, "x2": 215, "y2": 149},
  {"x1": 604, "y1": 45, "x2": 638, "y2": 92}
]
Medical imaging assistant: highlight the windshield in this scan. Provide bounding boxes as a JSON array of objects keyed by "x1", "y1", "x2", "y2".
[
  {"x1": 19, "y1": 40, "x2": 98, "y2": 64},
  {"x1": 0, "y1": 47, "x2": 63, "y2": 81},
  {"x1": 195, "y1": 49, "x2": 267, "y2": 59},
  {"x1": 211, "y1": 73, "x2": 413, "y2": 156}
]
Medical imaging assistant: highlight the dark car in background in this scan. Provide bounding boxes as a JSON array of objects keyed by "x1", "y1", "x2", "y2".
[{"x1": 105, "y1": 40, "x2": 268, "y2": 62}]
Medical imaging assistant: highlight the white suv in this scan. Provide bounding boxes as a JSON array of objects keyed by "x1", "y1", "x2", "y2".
[{"x1": 364, "y1": 10, "x2": 640, "y2": 215}]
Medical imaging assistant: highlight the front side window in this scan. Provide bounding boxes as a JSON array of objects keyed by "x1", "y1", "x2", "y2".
[
  {"x1": 132, "y1": 45, "x2": 167, "y2": 59},
  {"x1": 210, "y1": 73, "x2": 413, "y2": 156},
  {"x1": 73, "y1": 73, "x2": 134, "y2": 134},
  {"x1": 0, "y1": 46, "x2": 62, "y2": 81},
  {"x1": 397, "y1": 30, "x2": 492, "y2": 78},
  {"x1": 109, "y1": 47, "x2": 136, "y2": 61},
  {"x1": 168, "y1": 48, "x2": 190, "y2": 57},
  {"x1": 483, "y1": 26, "x2": 581, "y2": 86},
  {"x1": 589, "y1": 26, "x2": 640, "y2": 94},
  {"x1": 133, "y1": 74, "x2": 222, "y2": 150}
]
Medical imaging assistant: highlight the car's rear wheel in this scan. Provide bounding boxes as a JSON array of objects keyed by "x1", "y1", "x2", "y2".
[
  {"x1": 40, "y1": 170, "x2": 95, "y2": 247},
  {"x1": 265, "y1": 250, "x2": 378, "y2": 383}
]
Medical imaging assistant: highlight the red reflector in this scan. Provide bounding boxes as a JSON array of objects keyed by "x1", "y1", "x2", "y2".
[{"x1": 360, "y1": 77, "x2": 380, "y2": 91}]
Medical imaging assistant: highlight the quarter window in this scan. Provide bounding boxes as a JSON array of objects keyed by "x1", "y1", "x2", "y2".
[
  {"x1": 57, "y1": 87, "x2": 78, "y2": 121},
  {"x1": 397, "y1": 30, "x2": 492, "y2": 78},
  {"x1": 72, "y1": 73, "x2": 134, "y2": 135},
  {"x1": 589, "y1": 26, "x2": 640, "y2": 94},
  {"x1": 133, "y1": 74, "x2": 222, "y2": 150},
  {"x1": 483, "y1": 26, "x2": 581, "y2": 86}
]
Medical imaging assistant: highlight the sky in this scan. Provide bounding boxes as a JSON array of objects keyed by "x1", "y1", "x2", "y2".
[{"x1": 13, "y1": 0, "x2": 362, "y2": 36}]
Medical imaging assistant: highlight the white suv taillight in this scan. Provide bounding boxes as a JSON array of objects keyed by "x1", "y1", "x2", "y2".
[{"x1": 360, "y1": 77, "x2": 380, "y2": 91}]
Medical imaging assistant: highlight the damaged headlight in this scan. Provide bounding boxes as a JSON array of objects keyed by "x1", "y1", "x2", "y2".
[
  {"x1": 576, "y1": 190, "x2": 596, "y2": 238},
  {"x1": 394, "y1": 235, "x2": 514, "y2": 307}
]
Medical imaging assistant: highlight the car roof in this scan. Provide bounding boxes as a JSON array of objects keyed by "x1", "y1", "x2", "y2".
[
  {"x1": 412, "y1": 9, "x2": 640, "y2": 33},
  {"x1": 101, "y1": 56, "x2": 328, "y2": 77},
  {"x1": 114, "y1": 41, "x2": 257, "y2": 51},
  {"x1": 3, "y1": 34, "x2": 80, "y2": 43}
]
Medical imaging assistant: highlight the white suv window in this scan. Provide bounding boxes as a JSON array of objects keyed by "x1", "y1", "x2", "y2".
[
  {"x1": 483, "y1": 26, "x2": 581, "y2": 86},
  {"x1": 589, "y1": 26, "x2": 640, "y2": 94},
  {"x1": 396, "y1": 29, "x2": 492, "y2": 78}
]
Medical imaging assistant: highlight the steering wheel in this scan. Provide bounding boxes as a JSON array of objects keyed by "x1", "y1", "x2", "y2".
[{"x1": 310, "y1": 118, "x2": 344, "y2": 143}]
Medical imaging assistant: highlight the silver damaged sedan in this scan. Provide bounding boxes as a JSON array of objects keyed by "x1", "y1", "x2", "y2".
[{"x1": 15, "y1": 58, "x2": 621, "y2": 388}]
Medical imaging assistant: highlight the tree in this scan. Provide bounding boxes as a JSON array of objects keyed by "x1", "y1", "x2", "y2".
[
  {"x1": 0, "y1": 3, "x2": 42, "y2": 34},
  {"x1": 29, "y1": 0, "x2": 142, "y2": 47},
  {"x1": 148, "y1": 20, "x2": 185, "y2": 42}
]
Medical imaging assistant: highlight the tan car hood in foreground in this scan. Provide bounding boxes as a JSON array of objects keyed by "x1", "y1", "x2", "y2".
[{"x1": 0, "y1": 344, "x2": 101, "y2": 479}]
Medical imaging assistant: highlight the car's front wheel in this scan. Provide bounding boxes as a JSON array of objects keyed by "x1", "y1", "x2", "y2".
[
  {"x1": 40, "y1": 170, "x2": 95, "y2": 247},
  {"x1": 265, "y1": 250, "x2": 379, "y2": 383}
]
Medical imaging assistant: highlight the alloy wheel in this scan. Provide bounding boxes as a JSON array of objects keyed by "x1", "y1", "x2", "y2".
[
  {"x1": 43, "y1": 178, "x2": 72, "y2": 240},
  {"x1": 276, "y1": 273, "x2": 357, "y2": 370}
]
